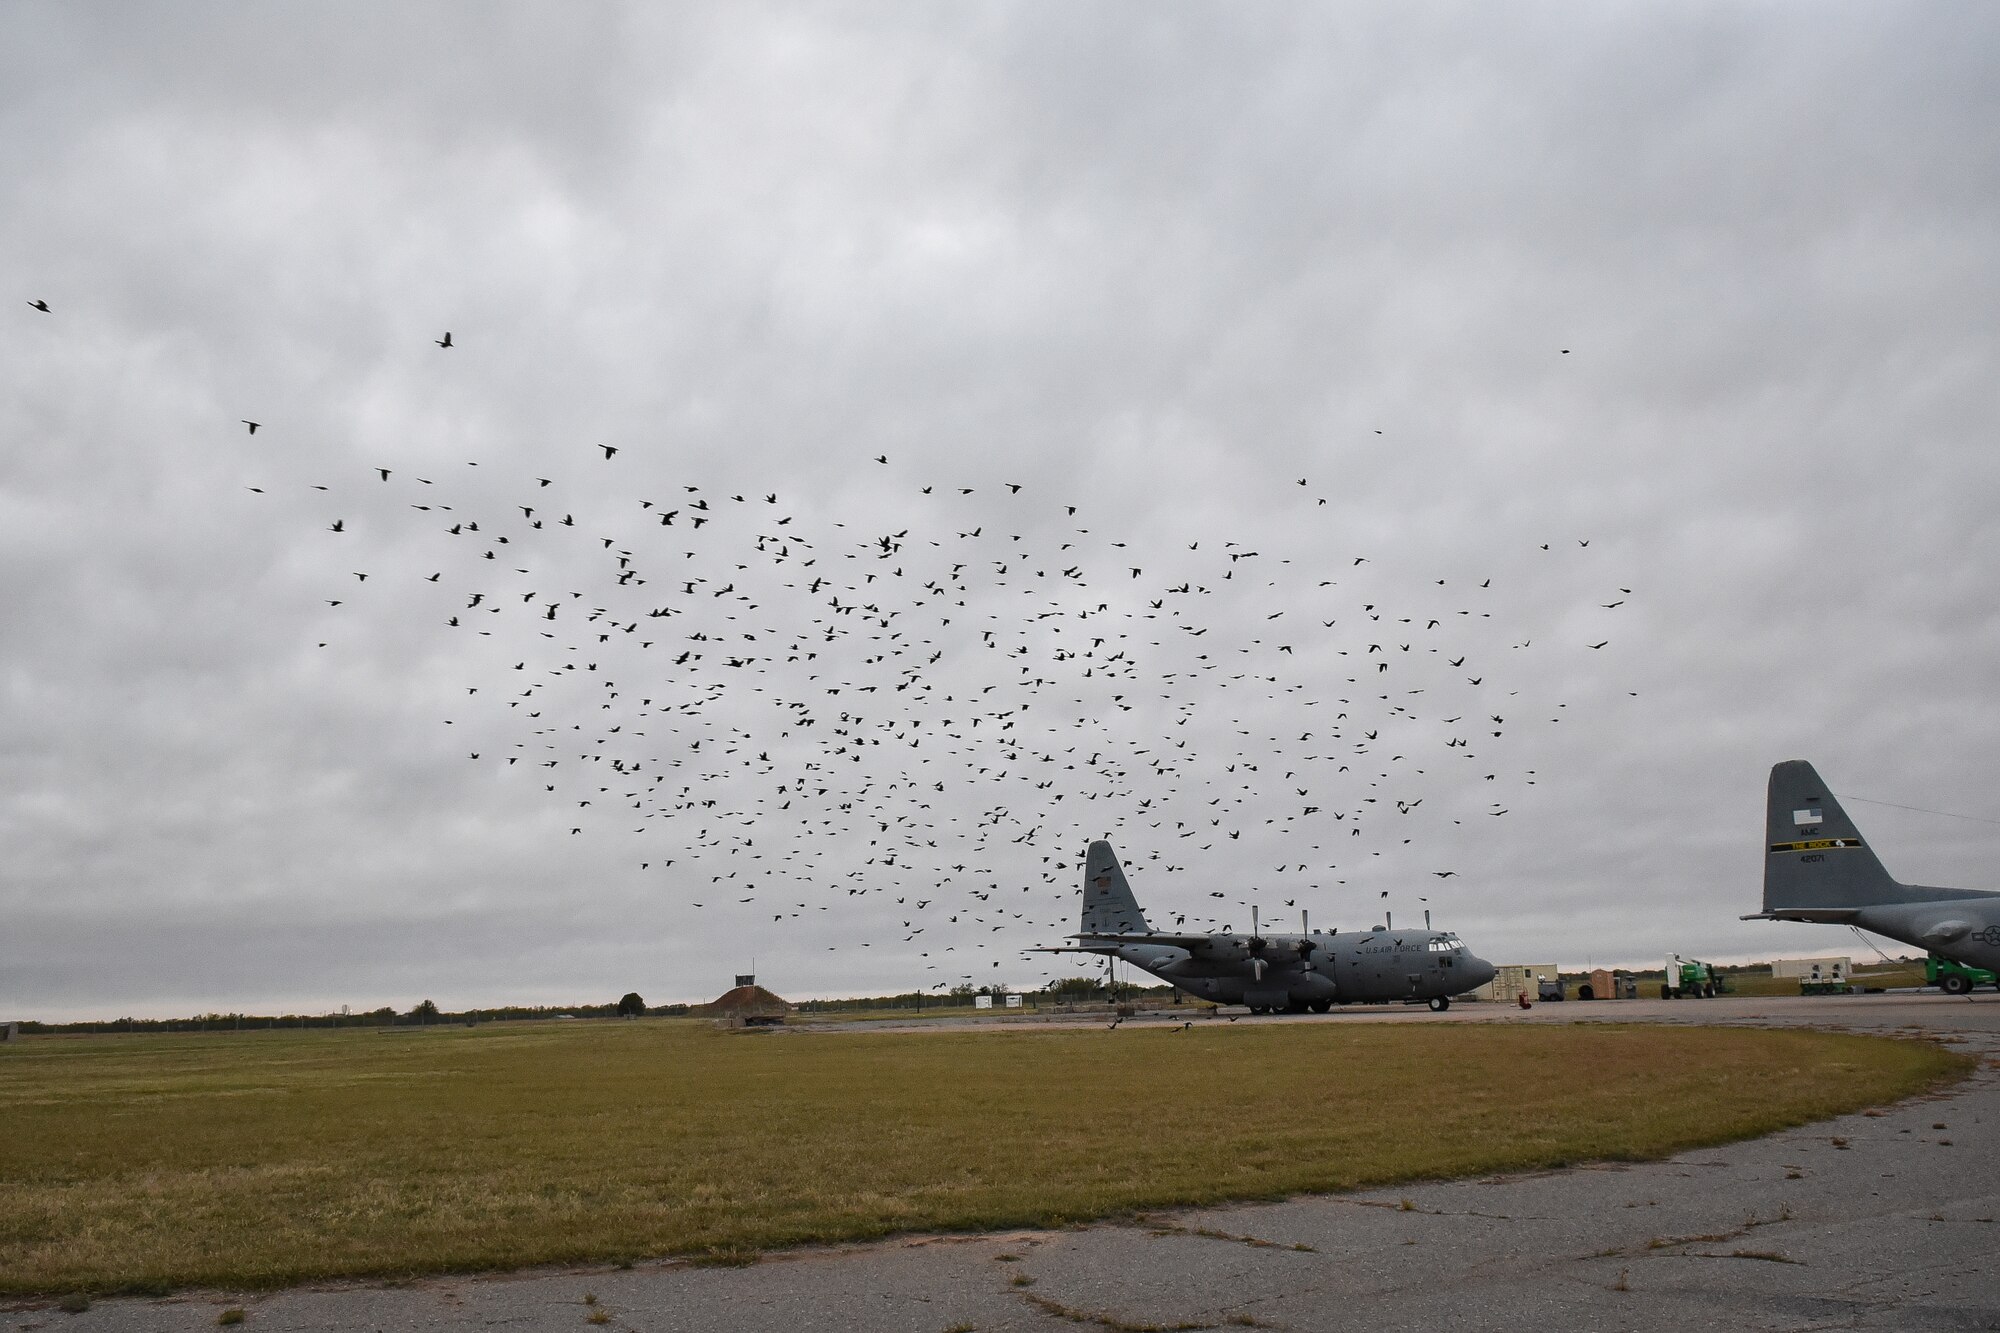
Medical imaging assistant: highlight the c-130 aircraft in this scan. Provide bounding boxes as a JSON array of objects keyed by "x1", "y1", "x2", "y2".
[
  {"x1": 1039, "y1": 841, "x2": 1498, "y2": 1013},
  {"x1": 1747, "y1": 759, "x2": 2000, "y2": 991}
]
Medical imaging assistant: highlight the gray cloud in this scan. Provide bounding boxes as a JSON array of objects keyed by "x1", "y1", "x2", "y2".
[{"x1": 5, "y1": 4, "x2": 1999, "y2": 1019}]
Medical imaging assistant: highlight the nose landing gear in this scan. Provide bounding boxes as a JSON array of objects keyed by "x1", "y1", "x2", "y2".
[{"x1": 1428, "y1": 996, "x2": 1452, "y2": 1012}]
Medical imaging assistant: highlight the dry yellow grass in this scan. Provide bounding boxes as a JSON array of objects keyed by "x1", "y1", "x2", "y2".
[{"x1": 0, "y1": 1019, "x2": 1970, "y2": 1294}]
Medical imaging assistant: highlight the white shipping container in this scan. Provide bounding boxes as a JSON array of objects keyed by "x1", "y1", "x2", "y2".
[{"x1": 1771, "y1": 957, "x2": 1850, "y2": 980}]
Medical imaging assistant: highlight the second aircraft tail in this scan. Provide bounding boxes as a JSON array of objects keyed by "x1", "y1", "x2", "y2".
[{"x1": 1762, "y1": 760, "x2": 1909, "y2": 914}]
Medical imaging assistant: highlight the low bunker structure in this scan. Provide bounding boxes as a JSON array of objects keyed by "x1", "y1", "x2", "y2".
[{"x1": 698, "y1": 982, "x2": 793, "y2": 1029}]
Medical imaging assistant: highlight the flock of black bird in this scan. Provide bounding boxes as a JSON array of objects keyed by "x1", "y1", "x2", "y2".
[{"x1": 37, "y1": 302, "x2": 1635, "y2": 990}]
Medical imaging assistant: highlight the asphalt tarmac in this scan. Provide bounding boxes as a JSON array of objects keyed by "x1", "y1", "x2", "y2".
[{"x1": 10, "y1": 994, "x2": 1997, "y2": 1333}]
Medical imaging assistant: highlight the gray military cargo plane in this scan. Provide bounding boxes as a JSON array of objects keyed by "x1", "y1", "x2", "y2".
[
  {"x1": 1746, "y1": 760, "x2": 2000, "y2": 990},
  {"x1": 1039, "y1": 840, "x2": 1497, "y2": 1012}
]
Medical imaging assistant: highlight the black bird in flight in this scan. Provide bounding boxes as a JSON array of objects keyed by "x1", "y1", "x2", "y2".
[
  {"x1": 28, "y1": 300, "x2": 50, "y2": 312},
  {"x1": 328, "y1": 519, "x2": 345, "y2": 532},
  {"x1": 601, "y1": 445, "x2": 618, "y2": 459},
  {"x1": 436, "y1": 331, "x2": 453, "y2": 348},
  {"x1": 242, "y1": 421, "x2": 260, "y2": 434}
]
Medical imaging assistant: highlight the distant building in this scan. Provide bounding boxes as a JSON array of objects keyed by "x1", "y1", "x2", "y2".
[{"x1": 1471, "y1": 964, "x2": 1559, "y2": 1004}]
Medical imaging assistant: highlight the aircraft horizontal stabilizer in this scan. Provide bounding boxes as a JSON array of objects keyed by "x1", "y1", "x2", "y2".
[
  {"x1": 1072, "y1": 930, "x2": 1218, "y2": 948},
  {"x1": 1033, "y1": 932, "x2": 1215, "y2": 955},
  {"x1": 1740, "y1": 907, "x2": 1861, "y2": 923}
]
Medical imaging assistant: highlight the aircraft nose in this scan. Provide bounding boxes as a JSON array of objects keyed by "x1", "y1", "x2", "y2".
[{"x1": 1462, "y1": 954, "x2": 1497, "y2": 993}]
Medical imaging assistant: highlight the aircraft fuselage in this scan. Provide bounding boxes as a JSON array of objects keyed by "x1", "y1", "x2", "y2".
[
  {"x1": 1091, "y1": 928, "x2": 1494, "y2": 1012},
  {"x1": 1849, "y1": 898, "x2": 2000, "y2": 972}
]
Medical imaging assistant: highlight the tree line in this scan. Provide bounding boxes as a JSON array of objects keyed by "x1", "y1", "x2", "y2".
[{"x1": 9, "y1": 977, "x2": 1173, "y2": 1034}]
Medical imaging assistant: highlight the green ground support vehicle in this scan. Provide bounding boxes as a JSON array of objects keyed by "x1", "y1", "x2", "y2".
[
  {"x1": 1926, "y1": 954, "x2": 2000, "y2": 996},
  {"x1": 1662, "y1": 954, "x2": 1729, "y2": 999}
]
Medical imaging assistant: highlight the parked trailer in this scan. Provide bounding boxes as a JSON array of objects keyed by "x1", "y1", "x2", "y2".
[{"x1": 1578, "y1": 969, "x2": 1637, "y2": 1000}]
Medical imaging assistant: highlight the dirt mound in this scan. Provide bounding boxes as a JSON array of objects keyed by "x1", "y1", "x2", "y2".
[{"x1": 697, "y1": 985, "x2": 791, "y2": 1018}]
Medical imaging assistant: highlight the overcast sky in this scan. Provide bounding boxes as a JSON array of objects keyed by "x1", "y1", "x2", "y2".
[{"x1": 6, "y1": 3, "x2": 1998, "y2": 1020}]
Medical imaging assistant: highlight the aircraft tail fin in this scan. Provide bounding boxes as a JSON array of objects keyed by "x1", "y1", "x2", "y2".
[
  {"x1": 1761, "y1": 760, "x2": 1908, "y2": 914},
  {"x1": 1080, "y1": 840, "x2": 1150, "y2": 935}
]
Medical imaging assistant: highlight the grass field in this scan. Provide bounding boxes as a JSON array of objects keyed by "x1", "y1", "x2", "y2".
[{"x1": 0, "y1": 1019, "x2": 1972, "y2": 1295}]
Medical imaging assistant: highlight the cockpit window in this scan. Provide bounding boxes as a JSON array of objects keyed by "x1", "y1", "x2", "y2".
[{"x1": 1427, "y1": 935, "x2": 1463, "y2": 953}]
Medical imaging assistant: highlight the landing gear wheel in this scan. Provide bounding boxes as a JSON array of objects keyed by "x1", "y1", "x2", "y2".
[
  {"x1": 1428, "y1": 996, "x2": 1451, "y2": 1012},
  {"x1": 1939, "y1": 972, "x2": 1971, "y2": 996},
  {"x1": 1311, "y1": 1000, "x2": 1332, "y2": 1014}
]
